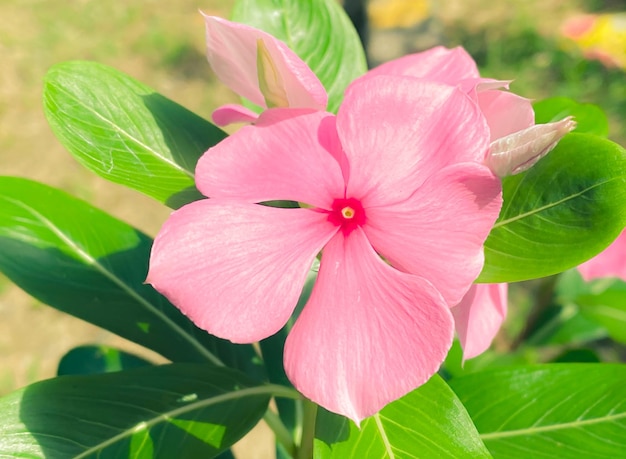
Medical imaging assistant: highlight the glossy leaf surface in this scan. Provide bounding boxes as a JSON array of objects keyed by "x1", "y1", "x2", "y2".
[
  {"x1": 450, "y1": 364, "x2": 626, "y2": 459},
  {"x1": 479, "y1": 134, "x2": 626, "y2": 283},
  {"x1": 314, "y1": 375, "x2": 491, "y2": 458},
  {"x1": 44, "y1": 61, "x2": 226, "y2": 208}
]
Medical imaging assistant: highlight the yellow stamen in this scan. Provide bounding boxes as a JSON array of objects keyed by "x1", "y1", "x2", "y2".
[{"x1": 342, "y1": 206, "x2": 355, "y2": 219}]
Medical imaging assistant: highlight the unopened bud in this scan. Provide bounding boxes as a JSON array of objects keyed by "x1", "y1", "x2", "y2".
[
  {"x1": 485, "y1": 116, "x2": 577, "y2": 177},
  {"x1": 256, "y1": 38, "x2": 290, "y2": 108}
]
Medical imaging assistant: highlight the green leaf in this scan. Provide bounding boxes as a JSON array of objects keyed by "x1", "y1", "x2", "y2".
[
  {"x1": 57, "y1": 345, "x2": 153, "y2": 376},
  {"x1": 0, "y1": 177, "x2": 263, "y2": 377},
  {"x1": 0, "y1": 364, "x2": 271, "y2": 458},
  {"x1": 525, "y1": 304, "x2": 608, "y2": 346},
  {"x1": 533, "y1": 97, "x2": 609, "y2": 137},
  {"x1": 232, "y1": 0, "x2": 367, "y2": 113},
  {"x1": 478, "y1": 134, "x2": 626, "y2": 283},
  {"x1": 314, "y1": 375, "x2": 492, "y2": 458},
  {"x1": 450, "y1": 364, "x2": 626, "y2": 459},
  {"x1": 577, "y1": 281, "x2": 626, "y2": 344},
  {"x1": 526, "y1": 270, "x2": 610, "y2": 346},
  {"x1": 43, "y1": 61, "x2": 226, "y2": 208}
]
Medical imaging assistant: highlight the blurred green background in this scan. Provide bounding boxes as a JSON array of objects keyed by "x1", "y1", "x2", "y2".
[{"x1": 0, "y1": 0, "x2": 624, "y2": 427}]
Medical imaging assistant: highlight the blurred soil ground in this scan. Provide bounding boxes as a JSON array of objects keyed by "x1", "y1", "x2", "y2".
[{"x1": 0, "y1": 0, "x2": 623, "y2": 457}]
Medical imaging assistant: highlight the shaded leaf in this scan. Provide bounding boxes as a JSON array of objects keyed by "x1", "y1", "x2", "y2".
[
  {"x1": 0, "y1": 364, "x2": 270, "y2": 459},
  {"x1": 0, "y1": 177, "x2": 263, "y2": 377},
  {"x1": 57, "y1": 345, "x2": 153, "y2": 376},
  {"x1": 314, "y1": 375, "x2": 491, "y2": 458},
  {"x1": 577, "y1": 281, "x2": 626, "y2": 344},
  {"x1": 44, "y1": 61, "x2": 226, "y2": 208},
  {"x1": 232, "y1": 0, "x2": 367, "y2": 113},
  {"x1": 478, "y1": 134, "x2": 626, "y2": 283},
  {"x1": 450, "y1": 364, "x2": 626, "y2": 459},
  {"x1": 259, "y1": 259, "x2": 318, "y2": 440}
]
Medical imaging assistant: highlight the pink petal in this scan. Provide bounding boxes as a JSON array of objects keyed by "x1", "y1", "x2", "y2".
[
  {"x1": 337, "y1": 76, "x2": 491, "y2": 206},
  {"x1": 284, "y1": 229, "x2": 454, "y2": 423},
  {"x1": 477, "y1": 89, "x2": 535, "y2": 141},
  {"x1": 578, "y1": 230, "x2": 626, "y2": 281},
  {"x1": 364, "y1": 46, "x2": 480, "y2": 84},
  {"x1": 203, "y1": 15, "x2": 327, "y2": 110},
  {"x1": 196, "y1": 109, "x2": 345, "y2": 209},
  {"x1": 453, "y1": 283, "x2": 508, "y2": 360},
  {"x1": 147, "y1": 200, "x2": 337, "y2": 343},
  {"x1": 212, "y1": 104, "x2": 259, "y2": 126},
  {"x1": 364, "y1": 163, "x2": 502, "y2": 306}
]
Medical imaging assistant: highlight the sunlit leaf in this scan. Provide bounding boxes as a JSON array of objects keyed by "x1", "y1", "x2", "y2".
[
  {"x1": 450, "y1": 364, "x2": 626, "y2": 459},
  {"x1": 314, "y1": 375, "x2": 491, "y2": 458},
  {"x1": 479, "y1": 134, "x2": 626, "y2": 283},
  {"x1": 0, "y1": 364, "x2": 271, "y2": 459},
  {"x1": 0, "y1": 177, "x2": 263, "y2": 377},
  {"x1": 232, "y1": 0, "x2": 367, "y2": 113},
  {"x1": 533, "y1": 97, "x2": 609, "y2": 137},
  {"x1": 44, "y1": 61, "x2": 226, "y2": 208}
]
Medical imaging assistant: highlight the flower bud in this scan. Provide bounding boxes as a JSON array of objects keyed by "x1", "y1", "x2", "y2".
[{"x1": 485, "y1": 116, "x2": 577, "y2": 177}]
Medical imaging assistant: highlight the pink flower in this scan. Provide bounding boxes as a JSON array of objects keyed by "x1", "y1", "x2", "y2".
[
  {"x1": 147, "y1": 76, "x2": 502, "y2": 422},
  {"x1": 578, "y1": 230, "x2": 626, "y2": 281},
  {"x1": 203, "y1": 15, "x2": 327, "y2": 126}
]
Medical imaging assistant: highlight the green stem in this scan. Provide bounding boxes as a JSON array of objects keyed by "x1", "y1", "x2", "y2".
[
  {"x1": 297, "y1": 399, "x2": 318, "y2": 459},
  {"x1": 264, "y1": 409, "x2": 296, "y2": 457}
]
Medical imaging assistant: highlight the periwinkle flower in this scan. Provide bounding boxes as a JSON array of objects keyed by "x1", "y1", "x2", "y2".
[{"x1": 147, "y1": 75, "x2": 502, "y2": 422}]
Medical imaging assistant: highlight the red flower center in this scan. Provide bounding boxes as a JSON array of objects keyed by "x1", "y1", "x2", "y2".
[{"x1": 328, "y1": 197, "x2": 366, "y2": 235}]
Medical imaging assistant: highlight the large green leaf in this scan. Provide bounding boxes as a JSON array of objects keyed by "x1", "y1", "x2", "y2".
[
  {"x1": 0, "y1": 364, "x2": 271, "y2": 458},
  {"x1": 478, "y1": 134, "x2": 626, "y2": 283},
  {"x1": 232, "y1": 0, "x2": 367, "y2": 113},
  {"x1": 0, "y1": 177, "x2": 263, "y2": 377},
  {"x1": 577, "y1": 281, "x2": 626, "y2": 344},
  {"x1": 450, "y1": 364, "x2": 626, "y2": 459},
  {"x1": 314, "y1": 375, "x2": 491, "y2": 458},
  {"x1": 533, "y1": 97, "x2": 609, "y2": 137},
  {"x1": 43, "y1": 61, "x2": 226, "y2": 208}
]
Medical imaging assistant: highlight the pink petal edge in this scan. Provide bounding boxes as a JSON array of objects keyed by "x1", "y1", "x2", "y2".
[
  {"x1": 196, "y1": 109, "x2": 345, "y2": 209},
  {"x1": 364, "y1": 162, "x2": 502, "y2": 306},
  {"x1": 212, "y1": 104, "x2": 259, "y2": 126},
  {"x1": 338, "y1": 76, "x2": 491, "y2": 206},
  {"x1": 363, "y1": 46, "x2": 480, "y2": 84},
  {"x1": 453, "y1": 283, "x2": 508, "y2": 360},
  {"x1": 147, "y1": 200, "x2": 337, "y2": 343},
  {"x1": 284, "y1": 229, "x2": 454, "y2": 423}
]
